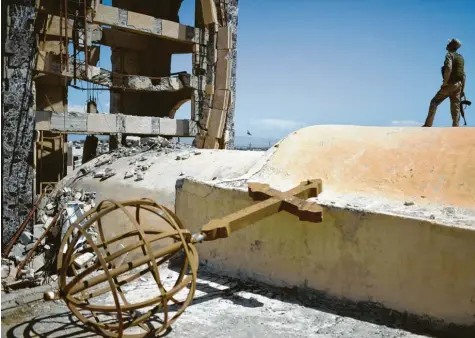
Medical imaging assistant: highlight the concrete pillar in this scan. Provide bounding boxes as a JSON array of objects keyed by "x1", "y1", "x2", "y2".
[
  {"x1": 224, "y1": 0, "x2": 239, "y2": 149},
  {"x1": 2, "y1": 1, "x2": 37, "y2": 248},
  {"x1": 82, "y1": 135, "x2": 98, "y2": 164},
  {"x1": 84, "y1": 99, "x2": 99, "y2": 163},
  {"x1": 35, "y1": 76, "x2": 68, "y2": 192}
]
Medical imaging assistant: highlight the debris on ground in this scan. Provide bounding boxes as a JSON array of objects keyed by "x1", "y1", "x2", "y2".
[
  {"x1": 71, "y1": 136, "x2": 191, "y2": 184},
  {"x1": 2, "y1": 185, "x2": 98, "y2": 292}
]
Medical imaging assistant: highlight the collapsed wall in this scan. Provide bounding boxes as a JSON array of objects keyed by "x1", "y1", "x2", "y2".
[{"x1": 2, "y1": 0, "x2": 37, "y2": 248}]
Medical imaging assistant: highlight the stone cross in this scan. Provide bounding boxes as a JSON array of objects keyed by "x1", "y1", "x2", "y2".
[{"x1": 200, "y1": 179, "x2": 323, "y2": 241}]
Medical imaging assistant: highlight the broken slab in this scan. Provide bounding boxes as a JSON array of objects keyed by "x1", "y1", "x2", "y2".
[
  {"x1": 19, "y1": 232, "x2": 33, "y2": 246},
  {"x1": 36, "y1": 51, "x2": 203, "y2": 92}
]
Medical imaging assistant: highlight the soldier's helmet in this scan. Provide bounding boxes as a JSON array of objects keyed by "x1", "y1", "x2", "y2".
[{"x1": 447, "y1": 38, "x2": 462, "y2": 49}]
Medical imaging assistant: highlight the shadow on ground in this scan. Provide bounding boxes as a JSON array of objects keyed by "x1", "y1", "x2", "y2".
[
  {"x1": 4, "y1": 261, "x2": 474, "y2": 338},
  {"x1": 170, "y1": 259, "x2": 475, "y2": 338},
  {"x1": 2, "y1": 272, "x2": 262, "y2": 338}
]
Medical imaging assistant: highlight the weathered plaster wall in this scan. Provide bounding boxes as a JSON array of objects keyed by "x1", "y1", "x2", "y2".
[
  {"x1": 2, "y1": 0, "x2": 37, "y2": 248},
  {"x1": 176, "y1": 179, "x2": 475, "y2": 327}
]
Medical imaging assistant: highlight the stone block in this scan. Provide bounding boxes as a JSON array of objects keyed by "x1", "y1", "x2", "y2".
[
  {"x1": 10, "y1": 243, "x2": 26, "y2": 259},
  {"x1": 159, "y1": 118, "x2": 177, "y2": 136},
  {"x1": 87, "y1": 114, "x2": 117, "y2": 134},
  {"x1": 212, "y1": 89, "x2": 230, "y2": 111},
  {"x1": 126, "y1": 9, "x2": 156, "y2": 33},
  {"x1": 124, "y1": 115, "x2": 153, "y2": 135},
  {"x1": 161, "y1": 20, "x2": 198, "y2": 43},
  {"x1": 32, "y1": 255, "x2": 45, "y2": 272},
  {"x1": 200, "y1": 0, "x2": 218, "y2": 25},
  {"x1": 217, "y1": 26, "x2": 232, "y2": 50},
  {"x1": 215, "y1": 49, "x2": 231, "y2": 90},
  {"x1": 207, "y1": 109, "x2": 226, "y2": 139},
  {"x1": 205, "y1": 84, "x2": 215, "y2": 95},
  {"x1": 51, "y1": 112, "x2": 87, "y2": 132},
  {"x1": 33, "y1": 224, "x2": 44, "y2": 239},
  {"x1": 40, "y1": 15, "x2": 73, "y2": 39},
  {"x1": 19, "y1": 232, "x2": 33, "y2": 245}
]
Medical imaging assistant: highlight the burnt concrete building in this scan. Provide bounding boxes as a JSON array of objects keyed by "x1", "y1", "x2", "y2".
[{"x1": 2, "y1": 0, "x2": 239, "y2": 248}]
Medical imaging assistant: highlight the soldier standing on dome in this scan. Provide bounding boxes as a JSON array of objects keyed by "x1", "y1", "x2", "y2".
[{"x1": 423, "y1": 38, "x2": 466, "y2": 127}]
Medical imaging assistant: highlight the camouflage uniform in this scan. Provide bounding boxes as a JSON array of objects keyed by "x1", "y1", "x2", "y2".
[{"x1": 423, "y1": 39, "x2": 466, "y2": 127}]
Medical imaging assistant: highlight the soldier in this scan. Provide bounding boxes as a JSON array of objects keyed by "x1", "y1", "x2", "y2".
[{"x1": 423, "y1": 38, "x2": 466, "y2": 127}]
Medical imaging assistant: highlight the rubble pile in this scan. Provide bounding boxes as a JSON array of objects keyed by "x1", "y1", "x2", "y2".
[
  {"x1": 78, "y1": 136, "x2": 192, "y2": 182},
  {"x1": 1, "y1": 186, "x2": 98, "y2": 292}
]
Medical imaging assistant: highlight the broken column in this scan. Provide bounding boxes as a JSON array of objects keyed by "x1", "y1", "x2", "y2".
[
  {"x1": 2, "y1": 1, "x2": 37, "y2": 248},
  {"x1": 193, "y1": 0, "x2": 238, "y2": 149},
  {"x1": 83, "y1": 100, "x2": 99, "y2": 164}
]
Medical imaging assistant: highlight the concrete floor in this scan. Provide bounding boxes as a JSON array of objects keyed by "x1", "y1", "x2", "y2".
[{"x1": 2, "y1": 268, "x2": 430, "y2": 338}]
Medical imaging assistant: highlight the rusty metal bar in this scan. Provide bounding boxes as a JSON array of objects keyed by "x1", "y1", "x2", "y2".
[
  {"x1": 60, "y1": 0, "x2": 63, "y2": 71},
  {"x1": 15, "y1": 208, "x2": 63, "y2": 279},
  {"x1": 65, "y1": 0, "x2": 69, "y2": 70},
  {"x1": 3, "y1": 194, "x2": 44, "y2": 257},
  {"x1": 83, "y1": 0, "x2": 88, "y2": 77}
]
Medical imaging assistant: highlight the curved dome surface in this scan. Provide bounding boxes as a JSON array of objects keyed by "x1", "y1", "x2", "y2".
[{"x1": 259, "y1": 126, "x2": 475, "y2": 209}]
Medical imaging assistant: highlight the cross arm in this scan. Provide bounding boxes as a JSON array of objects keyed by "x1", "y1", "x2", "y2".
[{"x1": 198, "y1": 179, "x2": 323, "y2": 242}]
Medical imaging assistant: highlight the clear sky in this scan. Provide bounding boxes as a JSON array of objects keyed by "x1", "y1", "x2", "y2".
[{"x1": 69, "y1": 0, "x2": 474, "y2": 139}]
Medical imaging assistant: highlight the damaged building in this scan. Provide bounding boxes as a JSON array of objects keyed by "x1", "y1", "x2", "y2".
[
  {"x1": 2, "y1": 0, "x2": 239, "y2": 248},
  {"x1": 2, "y1": 1, "x2": 475, "y2": 338}
]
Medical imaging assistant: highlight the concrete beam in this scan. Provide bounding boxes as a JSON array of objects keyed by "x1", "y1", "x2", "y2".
[
  {"x1": 36, "y1": 52, "x2": 205, "y2": 92},
  {"x1": 35, "y1": 14, "x2": 196, "y2": 54},
  {"x1": 35, "y1": 111, "x2": 198, "y2": 137},
  {"x1": 35, "y1": 14, "x2": 102, "y2": 44},
  {"x1": 100, "y1": 28, "x2": 194, "y2": 53},
  {"x1": 93, "y1": 4, "x2": 203, "y2": 44}
]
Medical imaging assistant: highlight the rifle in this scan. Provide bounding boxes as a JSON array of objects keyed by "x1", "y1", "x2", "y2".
[{"x1": 460, "y1": 92, "x2": 471, "y2": 126}]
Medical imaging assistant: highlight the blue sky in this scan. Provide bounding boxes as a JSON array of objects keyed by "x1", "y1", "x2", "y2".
[{"x1": 69, "y1": 0, "x2": 475, "y2": 139}]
